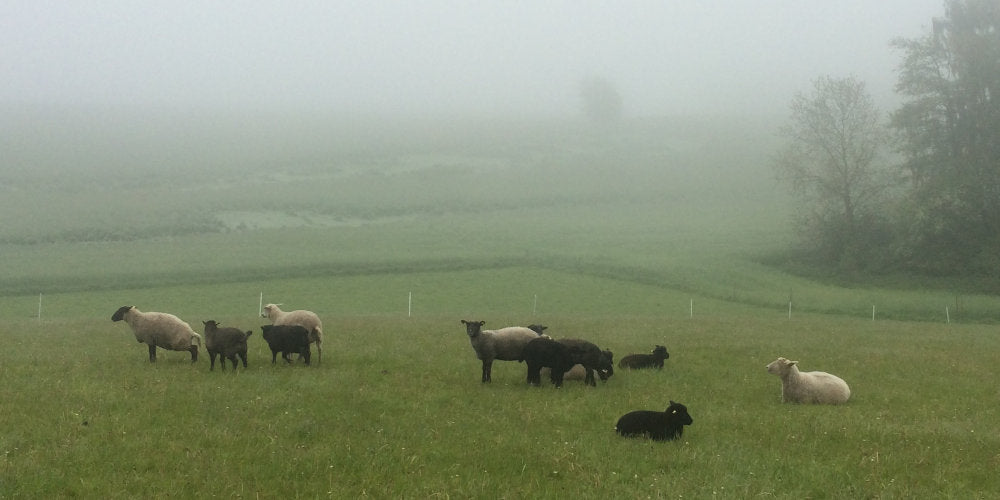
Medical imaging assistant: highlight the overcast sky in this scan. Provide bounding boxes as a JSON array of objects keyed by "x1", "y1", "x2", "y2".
[{"x1": 3, "y1": 1, "x2": 945, "y2": 118}]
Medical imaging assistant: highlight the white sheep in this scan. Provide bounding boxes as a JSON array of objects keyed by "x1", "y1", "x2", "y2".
[
  {"x1": 766, "y1": 357, "x2": 851, "y2": 404},
  {"x1": 111, "y1": 305, "x2": 202, "y2": 363},
  {"x1": 262, "y1": 303, "x2": 324, "y2": 363},
  {"x1": 462, "y1": 319, "x2": 541, "y2": 383}
]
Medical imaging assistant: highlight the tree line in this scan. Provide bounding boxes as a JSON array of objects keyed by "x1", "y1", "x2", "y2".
[{"x1": 775, "y1": 0, "x2": 999, "y2": 286}]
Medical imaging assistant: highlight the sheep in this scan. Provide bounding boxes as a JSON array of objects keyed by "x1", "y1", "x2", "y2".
[
  {"x1": 616, "y1": 401, "x2": 693, "y2": 441},
  {"x1": 461, "y1": 319, "x2": 541, "y2": 383},
  {"x1": 522, "y1": 337, "x2": 576, "y2": 387},
  {"x1": 766, "y1": 357, "x2": 851, "y2": 404},
  {"x1": 619, "y1": 345, "x2": 670, "y2": 369},
  {"x1": 557, "y1": 338, "x2": 614, "y2": 386},
  {"x1": 202, "y1": 320, "x2": 252, "y2": 371},
  {"x1": 541, "y1": 349, "x2": 615, "y2": 382},
  {"x1": 261, "y1": 324, "x2": 312, "y2": 365},
  {"x1": 262, "y1": 303, "x2": 324, "y2": 363},
  {"x1": 111, "y1": 305, "x2": 202, "y2": 363}
]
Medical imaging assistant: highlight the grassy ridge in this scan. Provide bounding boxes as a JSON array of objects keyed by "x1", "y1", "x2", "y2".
[{"x1": 1, "y1": 309, "x2": 997, "y2": 498}]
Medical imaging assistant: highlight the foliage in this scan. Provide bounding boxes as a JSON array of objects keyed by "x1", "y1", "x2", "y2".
[
  {"x1": 891, "y1": 0, "x2": 1000, "y2": 276},
  {"x1": 774, "y1": 76, "x2": 895, "y2": 272}
]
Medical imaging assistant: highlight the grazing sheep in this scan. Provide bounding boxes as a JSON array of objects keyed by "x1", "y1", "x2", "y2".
[
  {"x1": 557, "y1": 338, "x2": 614, "y2": 386},
  {"x1": 616, "y1": 401, "x2": 693, "y2": 441},
  {"x1": 619, "y1": 345, "x2": 670, "y2": 370},
  {"x1": 112, "y1": 305, "x2": 202, "y2": 363},
  {"x1": 261, "y1": 324, "x2": 312, "y2": 365},
  {"x1": 541, "y1": 349, "x2": 615, "y2": 382},
  {"x1": 522, "y1": 337, "x2": 576, "y2": 387},
  {"x1": 202, "y1": 320, "x2": 252, "y2": 371},
  {"x1": 262, "y1": 303, "x2": 324, "y2": 363},
  {"x1": 766, "y1": 357, "x2": 851, "y2": 404},
  {"x1": 461, "y1": 320, "x2": 540, "y2": 383}
]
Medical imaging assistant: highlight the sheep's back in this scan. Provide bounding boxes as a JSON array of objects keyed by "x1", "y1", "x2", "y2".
[
  {"x1": 488, "y1": 327, "x2": 539, "y2": 361},
  {"x1": 128, "y1": 311, "x2": 198, "y2": 350},
  {"x1": 785, "y1": 370, "x2": 851, "y2": 404}
]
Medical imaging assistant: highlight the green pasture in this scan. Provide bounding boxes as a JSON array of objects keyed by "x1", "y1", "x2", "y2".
[{"x1": 1, "y1": 114, "x2": 998, "y2": 497}]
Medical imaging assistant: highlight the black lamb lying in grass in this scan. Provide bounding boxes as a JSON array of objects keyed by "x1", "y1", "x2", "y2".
[
  {"x1": 261, "y1": 324, "x2": 312, "y2": 365},
  {"x1": 202, "y1": 320, "x2": 252, "y2": 371},
  {"x1": 615, "y1": 401, "x2": 693, "y2": 441},
  {"x1": 522, "y1": 337, "x2": 576, "y2": 387},
  {"x1": 618, "y1": 345, "x2": 669, "y2": 369}
]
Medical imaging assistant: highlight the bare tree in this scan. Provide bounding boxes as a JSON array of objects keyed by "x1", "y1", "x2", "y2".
[{"x1": 775, "y1": 76, "x2": 893, "y2": 268}]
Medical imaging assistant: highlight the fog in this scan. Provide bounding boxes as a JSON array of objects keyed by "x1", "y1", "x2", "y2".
[{"x1": 3, "y1": 1, "x2": 942, "y2": 118}]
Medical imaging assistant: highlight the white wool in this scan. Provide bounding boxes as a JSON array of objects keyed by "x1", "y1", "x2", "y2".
[{"x1": 767, "y1": 357, "x2": 851, "y2": 404}]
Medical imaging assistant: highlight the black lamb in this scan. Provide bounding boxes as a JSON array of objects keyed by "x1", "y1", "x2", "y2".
[
  {"x1": 522, "y1": 337, "x2": 576, "y2": 387},
  {"x1": 261, "y1": 324, "x2": 312, "y2": 365},
  {"x1": 202, "y1": 320, "x2": 252, "y2": 371},
  {"x1": 615, "y1": 401, "x2": 693, "y2": 441},
  {"x1": 558, "y1": 338, "x2": 614, "y2": 386},
  {"x1": 618, "y1": 345, "x2": 669, "y2": 369}
]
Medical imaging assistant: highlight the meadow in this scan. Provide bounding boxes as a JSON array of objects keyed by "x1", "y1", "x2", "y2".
[{"x1": 0, "y1": 112, "x2": 998, "y2": 498}]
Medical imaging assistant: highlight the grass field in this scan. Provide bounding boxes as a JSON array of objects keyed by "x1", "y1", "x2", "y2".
[{"x1": 1, "y1": 113, "x2": 999, "y2": 498}]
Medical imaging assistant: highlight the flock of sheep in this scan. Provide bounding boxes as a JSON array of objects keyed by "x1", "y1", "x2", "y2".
[
  {"x1": 110, "y1": 303, "x2": 851, "y2": 442},
  {"x1": 462, "y1": 318, "x2": 851, "y2": 441}
]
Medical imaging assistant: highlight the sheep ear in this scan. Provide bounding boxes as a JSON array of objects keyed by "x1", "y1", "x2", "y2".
[{"x1": 790, "y1": 360, "x2": 799, "y2": 366}]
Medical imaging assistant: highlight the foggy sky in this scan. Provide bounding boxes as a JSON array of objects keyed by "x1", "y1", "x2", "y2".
[{"x1": 3, "y1": 1, "x2": 944, "y2": 118}]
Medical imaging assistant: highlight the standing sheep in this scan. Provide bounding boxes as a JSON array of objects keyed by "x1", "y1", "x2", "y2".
[
  {"x1": 522, "y1": 337, "x2": 576, "y2": 387},
  {"x1": 111, "y1": 305, "x2": 202, "y2": 363},
  {"x1": 261, "y1": 324, "x2": 312, "y2": 365},
  {"x1": 202, "y1": 320, "x2": 252, "y2": 371},
  {"x1": 766, "y1": 357, "x2": 851, "y2": 404},
  {"x1": 558, "y1": 338, "x2": 614, "y2": 386},
  {"x1": 461, "y1": 320, "x2": 541, "y2": 383},
  {"x1": 262, "y1": 303, "x2": 324, "y2": 363},
  {"x1": 619, "y1": 345, "x2": 669, "y2": 369},
  {"x1": 616, "y1": 401, "x2": 693, "y2": 441}
]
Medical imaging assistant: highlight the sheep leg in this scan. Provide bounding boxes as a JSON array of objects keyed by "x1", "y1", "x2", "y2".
[
  {"x1": 526, "y1": 363, "x2": 541, "y2": 386},
  {"x1": 147, "y1": 344, "x2": 157, "y2": 363},
  {"x1": 237, "y1": 352, "x2": 248, "y2": 369},
  {"x1": 270, "y1": 351, "x2": 278, "y2": 364},
  {"x1": 188, "y1": 345, "x2": 198, "y2": 363},
  {"x1": 583, "y1": 367, "x2": 596, "y2": 387},
  {"x1": 481, "y1": 360, "x2": 492, "y2": 383},
  {"x1": 209, "y1": 352, "x2": 217, "y2": 371},
  {"x1": 225, "y1": 355, "x2": 238, "y2": 371}
]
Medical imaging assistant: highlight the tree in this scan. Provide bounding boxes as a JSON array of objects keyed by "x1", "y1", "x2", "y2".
[
  {"x1": 891, "y1": 0, "x2": 1000, "y2": 275},
  {"x1": 579, "y1": 76, "x2": 622, "y2": 125},
  {"x1": 775, "y1": 76, "x2": 893, "y2": 269}
]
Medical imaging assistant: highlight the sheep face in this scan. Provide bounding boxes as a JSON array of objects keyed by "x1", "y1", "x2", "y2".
[
  {"x1": 653, "y1": 345, "x2": 669, "y2": 359},
  {"x1": 111, "y1": 305, "x2": 134, "y2": 322},
  {"x1": 526, "y1": 324, "x2": 547, "y2": 335},
  {"x1": 766, "y1": 357, "x2": 796, "y2": 376},
  {"x1": 461, "y1": 319, "x2": 485, "y2": 338}
]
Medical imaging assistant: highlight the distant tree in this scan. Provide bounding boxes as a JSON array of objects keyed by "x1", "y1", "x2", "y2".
[
  {"x1": 774, "y1": 76, "x2": 893, "y2": 270},
  {"x1": 890, "y1": 0, "x2": 1000, "y2": 275},
  {"x1": 579, "y1": 76, "x2": 622, "y2": 124}
]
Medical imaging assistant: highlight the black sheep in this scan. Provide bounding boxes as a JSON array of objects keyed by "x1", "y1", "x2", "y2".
[
  {"x1": 558, "y1": 338, "x2": 613, "y2": 386},
  {"x1": 202, "y1": 320, "x2": 252, "y2": 371},
  {"x1": 261, "y1": 324, "x2": 312, "y2": 365},
  {"x1": 618, "y1": 345, "x2": 669, "y2": 369},
  {"x1": 615, "y1": 401, "x2": 693, "y2": 441},
  {"x1": 522, "y1": 337, "x2": 575, "y2": 387}
]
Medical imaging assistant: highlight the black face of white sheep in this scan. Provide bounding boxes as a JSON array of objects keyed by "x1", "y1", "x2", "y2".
[
  {"x1": 615, "y1": 401, "x2": 693, "y2": 441},
  {"x1": 202, "y1": 320, "x2": 252, "y2": 372},
  {"x1": 112, "y1": 305, "x2": 201, "y2": 363},
  {"x1": 261, "y1": 324, "x2": 312, "y2": 365},
  {"x1": 522, "y1": 337, "x2": 576, "y2": 387},
  {"x1": 618, "y1": 344, "x2": 670, "y2": 369},
  {"x1": 526, "y1": 324, "x2": 548, "y2": 335}
]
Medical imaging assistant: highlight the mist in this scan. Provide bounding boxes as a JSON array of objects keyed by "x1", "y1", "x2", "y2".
[{"x1": 4, "y1": 1, "x2": 941, "y2": 119}]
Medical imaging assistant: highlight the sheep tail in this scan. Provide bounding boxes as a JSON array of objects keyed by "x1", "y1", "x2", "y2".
[{"x1": 190, "y1": 331, "x2": 203, "y2": 346}]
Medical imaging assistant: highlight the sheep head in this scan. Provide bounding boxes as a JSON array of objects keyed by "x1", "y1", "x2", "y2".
[
  {"x1": 111, "y1": 305, "x2": 134, "y2": 322},
  {"x1": 766, "y1": 357, "x2": 798, "y2": 376},
  {"x1": 461, "y1": 320, "x2": 485, "y2": 337}
]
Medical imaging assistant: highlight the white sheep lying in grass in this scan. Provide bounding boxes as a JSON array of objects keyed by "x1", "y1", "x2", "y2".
[
  {"x1": 262, "y1": 303, "x2": 324, "y2": 363},
  {"x1": 112, "y1": 305, "x2": 202, "y2": 363},
  {"x1": 766, "y1": 357, "x2": 850, "y2": 404}
]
